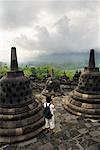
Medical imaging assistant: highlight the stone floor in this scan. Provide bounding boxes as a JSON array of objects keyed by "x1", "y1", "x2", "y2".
[{"x1": 0, "y1": 91, "x2": 100, "y2": 150}]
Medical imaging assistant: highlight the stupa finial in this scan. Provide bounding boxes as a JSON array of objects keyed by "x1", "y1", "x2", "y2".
[
  {"x1": 10, "y1": 47, "x2": 18, "y2": 71},
  {"x1": 88, "y1": 49, "x2": 95, "y2": 69}
]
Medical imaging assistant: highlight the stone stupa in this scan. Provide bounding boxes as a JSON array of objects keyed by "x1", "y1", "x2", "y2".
[
  {"x1": 64, "y1": 49, "x2": 100, "y2": 119},
  {"x1": 0, "y1": 47, "x2": 44, "y2": 144},
  {"x1": 73, "y1": 70, "x2": 81, "y2": 82}
]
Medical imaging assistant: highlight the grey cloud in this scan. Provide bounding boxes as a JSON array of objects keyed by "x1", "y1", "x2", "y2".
[
  {"x1": 0, "y1": 0, "x2": 99, "y2": 30},
  {"x1": 46, "y1": 0, "x2": 99, "y2": 16},
  {"x1": 0, "y1": 0, "x2": 47, "y2": 30},
  {"x1": 15, "y1": 12, "x2": 99, "y2": 53},
  {"x1": 15, "y1": 26, "x2": 52, "y2": 51},
  {"x1": 1, "y1": 0, "x2": 99, "y2": 54}
]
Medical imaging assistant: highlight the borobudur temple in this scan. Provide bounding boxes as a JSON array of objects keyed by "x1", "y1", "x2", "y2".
[
  {"x1": 64, "y1": 49, "x2": 100, "y2": 119},
  {"x1": 0, "y1": 47, "x2": 44, "y2": 144}
]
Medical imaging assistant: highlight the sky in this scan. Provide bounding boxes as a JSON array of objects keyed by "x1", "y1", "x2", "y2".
[{"x1": 0, "y1": 0, "x2": 100, "y2": 63}]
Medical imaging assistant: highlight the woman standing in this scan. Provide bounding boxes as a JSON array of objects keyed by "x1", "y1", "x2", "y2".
[{"x1": 43, "y1": 95, "x2": 55, "y2": 132}]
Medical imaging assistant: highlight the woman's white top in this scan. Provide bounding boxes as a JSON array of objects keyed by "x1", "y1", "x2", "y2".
[{"x1": 44, "y1": 102, "x2": 54, "y2": 115}]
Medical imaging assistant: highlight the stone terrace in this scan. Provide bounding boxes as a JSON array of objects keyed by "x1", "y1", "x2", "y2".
[{"x1": 0, "y1": 92, "x2": 100, "y2": 150}]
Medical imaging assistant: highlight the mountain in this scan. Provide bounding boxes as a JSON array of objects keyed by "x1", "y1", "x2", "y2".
[
  {"x1": 0, "y1": 61, "x2": 5, "y2": 66},
  {"x1": 21, "y1": 52, "x2": 100, "y2": 70}
]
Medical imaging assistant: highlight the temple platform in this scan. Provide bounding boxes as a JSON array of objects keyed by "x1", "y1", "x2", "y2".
[{"x1": 1, "y1": 91, "x2": 100, "y2": 150}]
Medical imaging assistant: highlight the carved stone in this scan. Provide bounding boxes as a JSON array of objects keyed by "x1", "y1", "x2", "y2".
[
  {"x1": 73, "y1": 70, "x2": 81, "y2": 82},
  {"x1": 0, "y1": 47, "x2": 44, "y2": 144},
  {"x1": 63, "y1": 49, "x2": 100, "y2": 119}
]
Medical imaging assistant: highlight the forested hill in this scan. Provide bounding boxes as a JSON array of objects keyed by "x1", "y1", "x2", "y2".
[
  {"x1": 1, "y1": 52, "x2": 100, "y2": 70},
  {"x1": 24, "y1": 52, "x2": 100, "y2": 70}
]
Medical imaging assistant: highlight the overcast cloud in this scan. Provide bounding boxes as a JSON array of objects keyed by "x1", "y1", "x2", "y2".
[{"x1": 0, "y1": 0, "x2": 99, "y2": 62}]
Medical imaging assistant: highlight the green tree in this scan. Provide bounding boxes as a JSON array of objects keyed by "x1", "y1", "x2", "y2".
[
  {"x1": 0, "y1": 65, "x2": 9, "y2": 76},
  {"x1": 66, "y1": 70, "x2": 75, "y2": 80},
  {"x1": 22, "y1": 66, "x2": 32, "y2": 77}
]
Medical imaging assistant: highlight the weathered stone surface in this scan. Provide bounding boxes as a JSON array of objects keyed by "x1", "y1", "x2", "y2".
[
  {"x1": 58, "y1": 143, "x2": 68, "y2": 150},
  {"x1": 0, "y1": 95, "x2": 100, "y2": 150},
  {"x1": 85, "y1": 143, "x2": 100, "y2": 150},
  {"x1": 38, "y1": 143, "x2": 53, "y2": 150},
  {"x1": 63, "y1": 49, "x2": 100, "y2": 119},
  {"x1": 89, "y1": 131, "x2": 100, "y2": 137},
  {"x1": 0, "y1": 47, "x2": 44, "y2": 144},
  {"x1": 85, "y1": 123, "x2": 91, "y2": 128},
  {"x1": 73, "y1": 70, "x2": 81, "y2": 83},
  {"x1": 18, "y1": 138, "x2": 37, "y2": 147},
  {"x1": 78, "y1": 128, "x2": 88, "y2": 134},
  {"x1": 42, "y1": 75, "x2": 64, "y2": 97}
]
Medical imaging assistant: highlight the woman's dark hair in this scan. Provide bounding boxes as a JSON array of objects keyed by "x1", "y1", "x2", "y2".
[{"x1": 46, "y1": 96, "x2": 52, "y2": 103}]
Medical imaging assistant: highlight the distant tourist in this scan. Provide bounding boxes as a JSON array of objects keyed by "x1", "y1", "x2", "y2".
[
  {"x1": 43, "y1": 95, "x2": 55, "y2": 133},
  {"x1": 46, "y1": 76, "x2": 52, "y2": 86}
]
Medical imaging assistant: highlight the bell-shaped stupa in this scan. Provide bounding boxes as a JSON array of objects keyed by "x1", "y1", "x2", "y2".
[
  {"x1": 0, "y1": 47, "x2": 44, "y2": 144},
  {"x1": 64, "y1": 49, "x2": 100, "y2": 119}
]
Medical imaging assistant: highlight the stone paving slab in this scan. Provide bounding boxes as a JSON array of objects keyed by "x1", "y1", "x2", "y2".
[
  {"x1": 0, "y1": 94, "x2": 100, "y2": 150},
  {"x1": 85, "y1": 143, "x2": 100, "y2": 150},
  {"x1": 89, "y1": 131, "x2": 100, "y2": 137}
]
